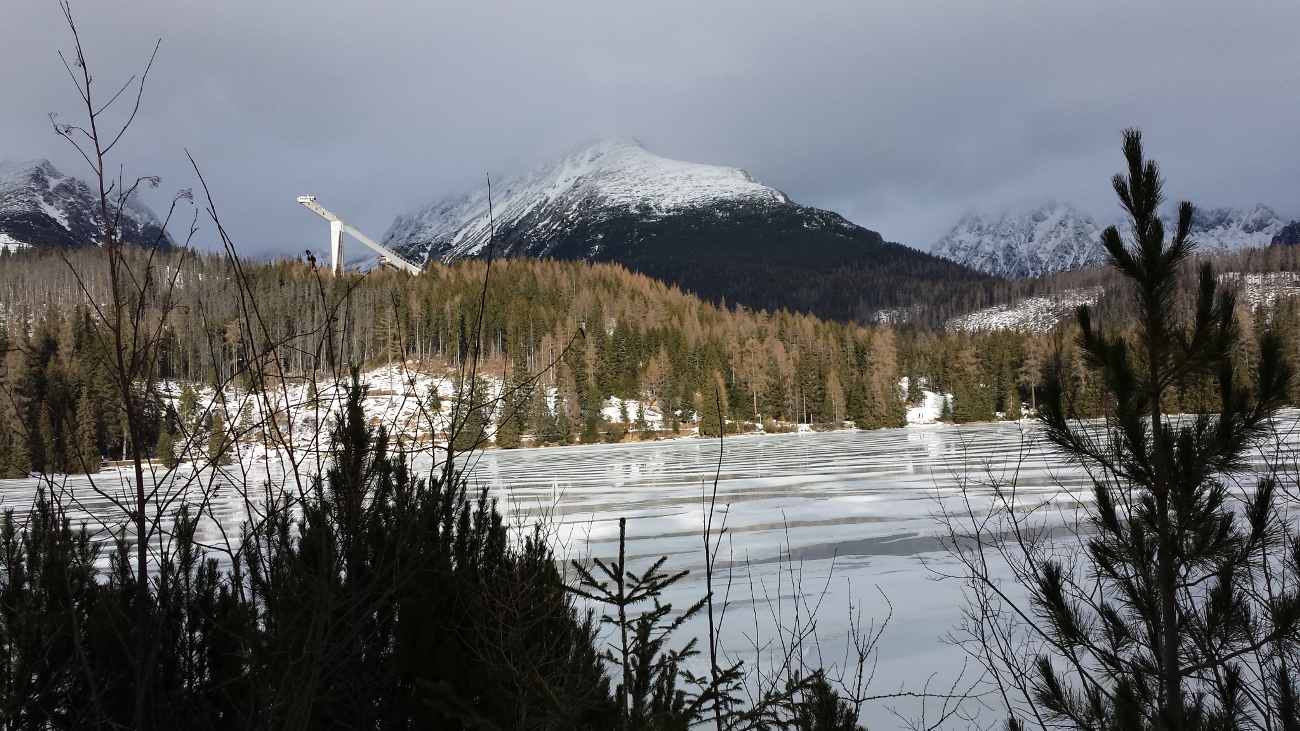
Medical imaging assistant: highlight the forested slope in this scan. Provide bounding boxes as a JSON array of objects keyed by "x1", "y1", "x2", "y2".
[{"x1": 2, "y1": 243, "x2": 1299, "y2": 474}]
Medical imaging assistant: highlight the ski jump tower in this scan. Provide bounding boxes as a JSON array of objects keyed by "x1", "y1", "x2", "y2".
[{"x1": 296, "y1": 196, "x2": 421, "y2": 275}]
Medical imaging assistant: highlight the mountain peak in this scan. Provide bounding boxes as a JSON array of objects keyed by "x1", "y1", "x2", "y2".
[
  {"x1": 933, "y1": 202, "x2": 1288, "y2": 278},
  {"x1": 0, "y1": 158, "x2": 174, "y2": 250},
  {"x1": 932, "y1": 203, "x2": 1104, "y2": 279},
  {"x1": 383, "y1": 140, "x2": 788, "y2": 264},
  {"x1": 381, "y1": 140, "x2": 991, "y2": 327}
]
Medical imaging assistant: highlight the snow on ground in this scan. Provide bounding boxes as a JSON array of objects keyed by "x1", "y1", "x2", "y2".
[
  {"x1": 160, "y1": 363, "x2": 683, "y2": 467},
  {"x1": 906, "y1": 389, "x2": 950, "y2": 424},
  {"x1": 0, "y1": 233, "x2": 29, "y2": 253},
  {"x1": 947, "y1": 286, "x2": 1102, "y2": 335},
  {"x1": 160, "y1": 363, "x2": 471, "y2": 465},
  {"x1": 600, "y1": 395, "x2": 664, "y2": 425},
  {"x1": 1221, "y1": 271, "x2": 1300, "y2": 310}
]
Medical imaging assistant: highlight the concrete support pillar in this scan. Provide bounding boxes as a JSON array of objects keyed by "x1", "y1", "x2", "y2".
[{"x1": 329, "y1": 219, "x2": 344, "y2": 276}]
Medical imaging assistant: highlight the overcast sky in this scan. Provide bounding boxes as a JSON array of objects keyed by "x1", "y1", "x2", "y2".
[{"x1": 3, "y1": 0, "x2": 1298, "y2": 256}]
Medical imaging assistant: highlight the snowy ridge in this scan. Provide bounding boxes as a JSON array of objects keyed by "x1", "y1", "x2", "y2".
[
  {"x1": 383, "y1": 138, "x2": 789, "y2": 265},
  {"x1": 933, "y1": 203, "x2": 1288, "y2": 278},
  {"x1": 931, "y1": 204, "x2": 1105, "y2": 279},
  {"x1": 1177, "y1": 205, "x2": 1286, "y2": 254},
  {"x1": 0, "y1": 158, "x2": 173, "y2": 249}
]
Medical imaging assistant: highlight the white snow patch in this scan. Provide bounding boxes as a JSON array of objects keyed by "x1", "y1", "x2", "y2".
[
  {"x1": 0, "y1": 233, "x2": 30, "y2": 253},
  {"x1": 1221, "y1": 271, "x2": 1300, "y2": 310},
  {"x1": 600, "y1": 396, "x2": 664, "y2": 425},
  {"x1": 906, "y1": 390, "x2": 950, "y2": 425},
  {"x1": 38, "y1": 199, "x2": 70, "y2": 229},
  {"x1": 948, "y1": 287, "x2": 1103, "y2": 335}
]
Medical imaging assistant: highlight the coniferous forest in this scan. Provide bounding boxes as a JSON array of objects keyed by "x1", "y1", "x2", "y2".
[{"x1": 6, "y1": 241, "x2": 1300, "y2": 475}]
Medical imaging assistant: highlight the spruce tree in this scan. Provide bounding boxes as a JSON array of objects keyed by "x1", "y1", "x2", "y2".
[
  {"x1": 1002, "y1": 386, "x2": 1022, "y2": 421},
  {"x1": 37, "y1": 407, "x2": 56, "y2": 474},
  {"x1": 157, "y1": 429, "x2": 176, "y2": 469},
  {"x1": 1025, "y1": 130, "x2": 1300, "y2": 730},
  {"x1": 178, "y1": 383, "x2": 199, "y2": 429},
  {"x1": 74, "y1": 389, "x2": 100, "y2": 474},
  {"x1": 579, "y1": 412, "x2": 601, "y2": 444},
  {"x1": 494, "y1": 401, "x2": 522, "y2": 449},
  {"x1": 207, "y1": 411, "x2": 232, "y2": 466}
]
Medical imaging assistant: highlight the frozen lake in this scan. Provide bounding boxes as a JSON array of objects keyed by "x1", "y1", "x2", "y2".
[
  {"x1": 462, "y1": 421, "x2": 1080, "y2": 725},
  {"x1": 462, "y1": 415, "x2": 1300, "y2": 725},
  {"x1": 4, "y1": 415, "x2": 1298, "y2": 727}
]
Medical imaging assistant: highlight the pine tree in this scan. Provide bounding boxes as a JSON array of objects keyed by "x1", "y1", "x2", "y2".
[
  {"x1": 156, "y1": 429, "x2": 176, "y2": 469},
  {"x1": 207, "y1": 410, "x2": 232, "y2": 466},
  {"x1": 1002, "y1": 386, "x2": 1021, "y2": 421},
  {"x1": 74, "y1": 388, "x2": 100, "y2": 474},
  {"x1": 37, "y1": 407, "x2": 56, "y2": 474},
  {"x1": 451, "y1": 401, "x2": 487, "y2": 453},
  {"x1": 554, "y1": 402, "x2": 574, "y2": 444},
  {"x1": 635, "y1": 403, "x2": 649, "y2": 437},
  {"x1": 824, "y1": 370, "x2": 845, "y2": 424},
  {"x1": 0, "y1": 412, "x2": 14, "y2": 478},
  {"x1": 951, "y1": 376, "x2": 994, "y2": 423},
  {"x1": 179, "y1": 382, "x2": 199, "y2": 428},
  {"x1": 1023, "y1": 130, "x2": 1300, "y2": 730},
  {"x1": 579, "y1": 412, "x2": 601, "y2": 444},
  {"x1": 494, "y1": 399, "x2": 522, "y2": 449}
]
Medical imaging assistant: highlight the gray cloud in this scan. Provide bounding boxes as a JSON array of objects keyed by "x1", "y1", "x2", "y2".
[{"x1": 3, "y1": 0, "x2": 1298, "y2": 257}]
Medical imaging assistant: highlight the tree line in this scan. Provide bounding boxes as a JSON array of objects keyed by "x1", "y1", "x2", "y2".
[{"x1": 6, "y1": 236, "x2": 1300, "y2": 468}]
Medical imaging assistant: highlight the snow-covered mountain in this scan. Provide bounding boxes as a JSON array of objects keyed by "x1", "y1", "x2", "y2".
[
  {"x1": 931, "y1": 204, "x2": 1105, "y2": 279},
  {"x1": 933, "y1": 203, "x2": 1288, "y2": 278},
  {"x1": 0, "y1": 159, "x2": 173, "y2": 251},
  {"x1": 1184, "y1": 205, "x2": 1287, "y2": 254},
  {"x1": 384, "y1": 138, "x2": 790, "y2": 264},
  {"x1": 384, "y1": 138, "x2": 988, "y2": 326},
  {"x1": 1274, "y1": 221, "x2": 1300, "y2": 247}
]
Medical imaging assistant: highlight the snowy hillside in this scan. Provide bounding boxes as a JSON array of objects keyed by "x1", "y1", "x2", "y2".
[
  {"x1": 384, "y1": 138, "x2": 789, "y2": 265},
  {"x1": 948, "y1": 287, "x2": 1103, "y2": 335},
  {"x1": 947, "y1": 271, "x2": 1300, "y2": 335},
  {"x1": 0, "y1": 158, "x2": 173, "y2": 250},
  {"x1": 933, "y1": 203, "x2": 1287, "y2": 278}
]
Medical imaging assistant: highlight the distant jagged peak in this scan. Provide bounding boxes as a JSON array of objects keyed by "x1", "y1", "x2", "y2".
[
  {"x1": 934, "y1": 200, "x2": 1287, "y2": 278},
  {"x1": 1, "y1": 157, "x2": 163, "y2": 215},
  {"x1": 1272, "y1": 220, "x2": 1300, "y2": 247},
  {"x1": 931, "y1": 201, "x2": 1104, "y2": 279},
  {"x1": 1177, "y1": 203, "x2": 1285, "y2": 253},
  {"x1": 0, "y1": 158, "x2": 79, "y2": 194},
  {"x1": 0, "y1": 156, "x2": 173, "y2": 250}
]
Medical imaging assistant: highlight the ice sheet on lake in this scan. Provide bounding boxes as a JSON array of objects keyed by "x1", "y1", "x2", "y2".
[{"x1": 4, "y1": 415, "x2": 1299, "y2": 727}]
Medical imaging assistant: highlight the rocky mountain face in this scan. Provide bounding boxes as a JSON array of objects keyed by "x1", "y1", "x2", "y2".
[
  {"x1": 933, "y1": 203, "x2": 1288, "y2": 278},
  {"x1": 385, "y1": 139, "x2": 997, "y2": 325},
  {"x1": 1272, "y1": 221, "x2": 1300, "y2": 247},
  {"x1": 931, "y1": 204, "x2": 1105, "y2": 279},
  {"x1": 0, "y1": 159, "x2": 173, "y2": 251}
]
